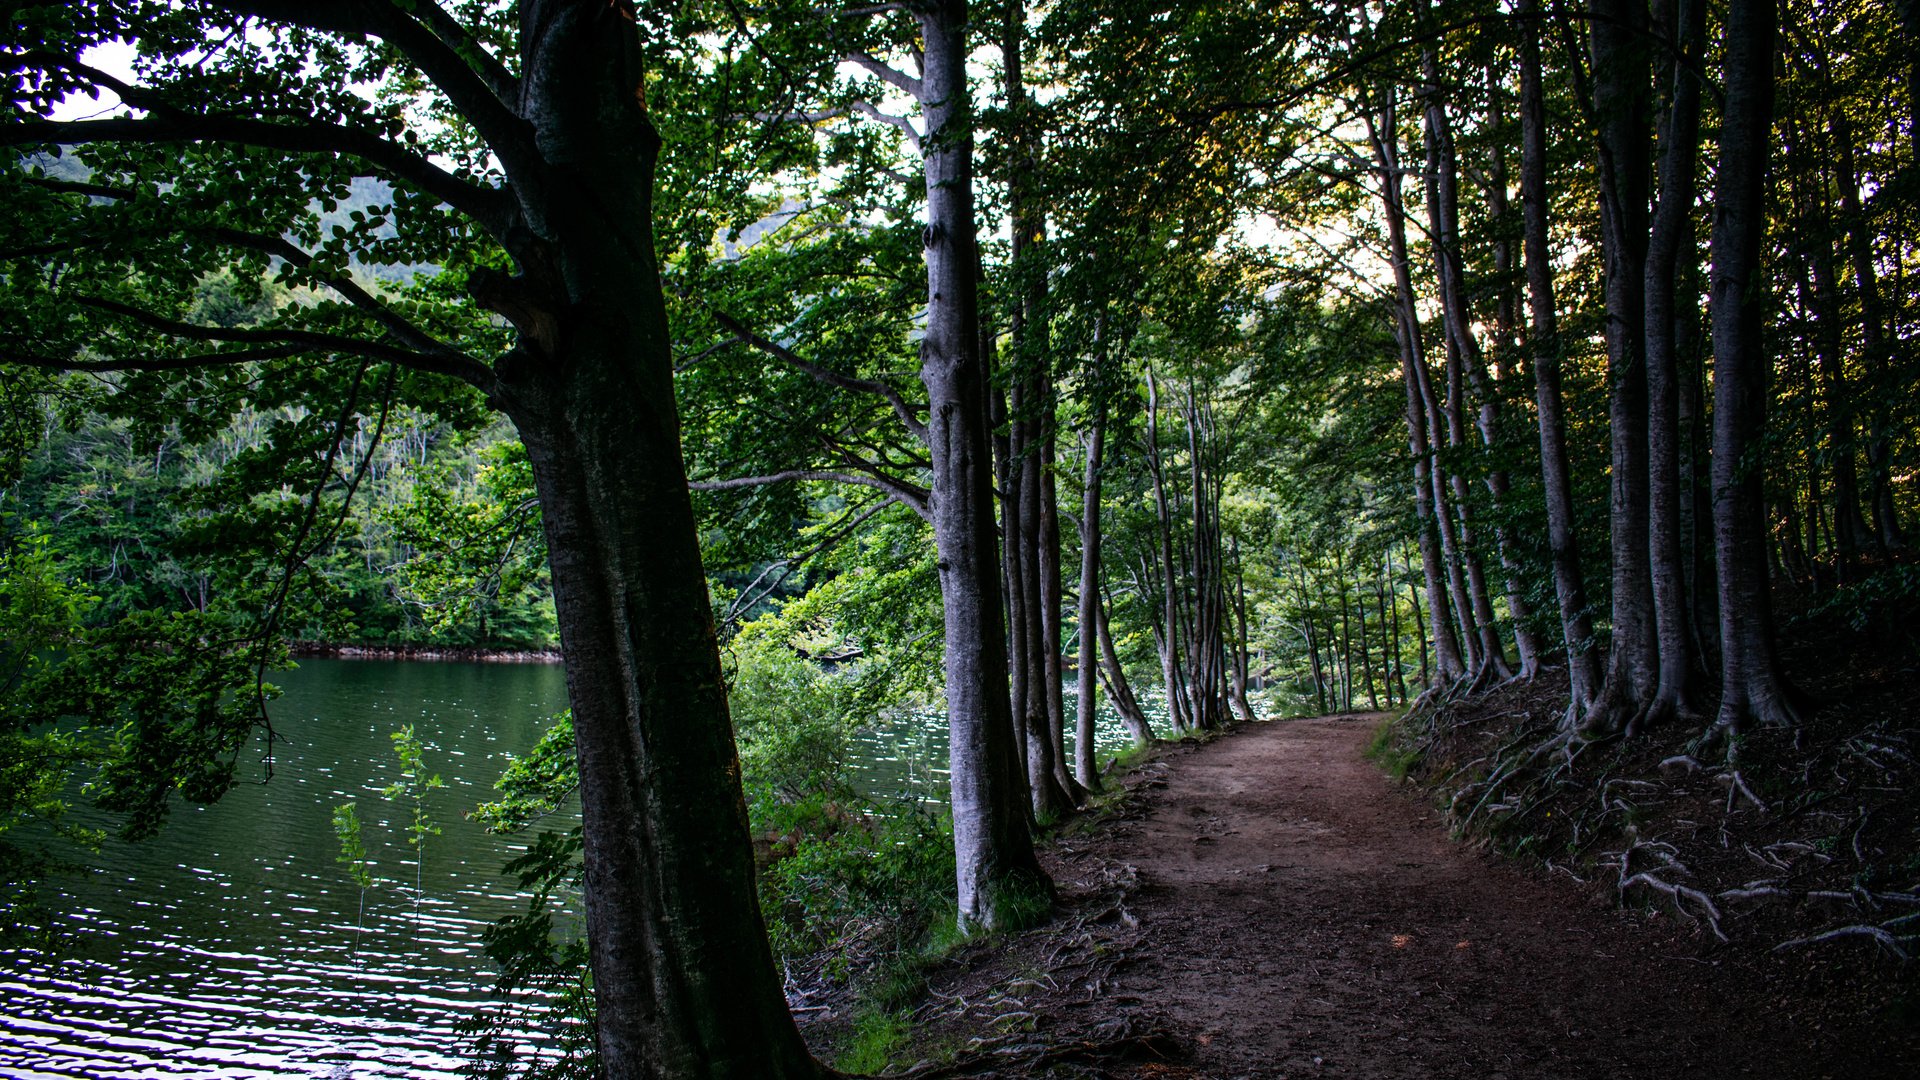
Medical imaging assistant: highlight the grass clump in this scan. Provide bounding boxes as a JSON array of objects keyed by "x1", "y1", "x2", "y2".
[
  {"x1": 1364, "y1": 716, "x2": 1421, "y2": 780},
  {"x1": 835, "y1": 1006, "x2": 911, "y2": 1074}
]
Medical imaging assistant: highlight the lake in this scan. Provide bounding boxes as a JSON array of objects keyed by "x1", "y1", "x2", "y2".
[{"x1": 0, "y1": 658, "x2": 1141, "y2": 1078}]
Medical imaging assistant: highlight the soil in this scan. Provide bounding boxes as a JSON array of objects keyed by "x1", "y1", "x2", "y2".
[{"x1": 888, "y1": 715, "x2": 1918, "y2": 1079}]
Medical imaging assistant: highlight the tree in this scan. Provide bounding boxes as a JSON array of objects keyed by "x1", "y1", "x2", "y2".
[
  {"x1": 1709, "y1": 0, "x2": 1800, "y2": 737},
  {"x1": 3, "y1": 4, "x2": 819, "y2": 1076}
]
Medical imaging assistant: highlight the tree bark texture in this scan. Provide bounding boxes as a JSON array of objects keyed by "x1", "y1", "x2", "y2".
[
  {"x1": 1709, "y1": 0, "x2": 1800, "y2": 735},
  {"x1": 1075, "y1": 411, "x2": 1108, "y2": 788},
  {"x1": 499, "y1": 7, "x2": 820, "y2": 1075},
  {"x1": 1520, "y1": 1, "x2": 1604, "y2": 719},
  {"x1": 917, "y1": 0, "x2": 1049, "y2": 927},
  {"x1": 1367, "y1": 92, "x2": 1468, "y2": 686},
  {"x1": 1588, "y1": 0, "x2": 1659, "y2": 727},
  {"x1": 1642, "y1": 0, "x2": 1707, "y2": 729}
]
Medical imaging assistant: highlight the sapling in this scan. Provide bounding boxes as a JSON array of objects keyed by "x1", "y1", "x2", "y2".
[
  {"x1": 383, "y1": 724, "x2": 444, "y2": 922},
  {"x1": 332, "y1": 803, "x2": 376, "y2": 961}
]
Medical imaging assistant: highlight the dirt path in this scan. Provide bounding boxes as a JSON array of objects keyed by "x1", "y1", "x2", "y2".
[{"x1": 917, "y1": 715, "x2": 1908, "y2": 1079}]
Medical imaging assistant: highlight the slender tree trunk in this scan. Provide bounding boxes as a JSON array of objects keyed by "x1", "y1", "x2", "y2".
[
  {"x1": 1829, "y1": 115, "x2": 1903, "y2": 549},
  {"x1": 1366, "y1": 93, "x2": 1467, "y2": 685},
  {"x1": 1521, "y1": 1, "x2": 1603, "y2": 721},
  {"x1": 1641, "y1": 0, "x2": 1706, "y2": 730},
  {"x1": 1710, "y1": 0, "x2": 1801, "y2": 736},
  {"x1": 1040, "y1": 441, "x2": 1083, "y2": 800},
  {"x1": 1589, "y1": 0, "x2": 1659, "y2": 729},
  {"x1": 995, "y1": 378, "x2": 1032, "y2": 788},
  {"x1": 1337, "y1": 548, "x2": 1355, "y2": 712},
  {"x1": 1146, "y1": 370, "x2": 1193, "y2": 730},
  {"x1": 1228, "y1": 540, "x2": 1257, "y2": 724},
  {"x1": 917, "y1": 0, "x2": 1049, "y2": 926},
  {"x1": 1094, "y1": 587, "x2": 1155, "y2": 745},
  {"x1": 1298, "y1": 560, "x2": 1329, "y2": 715},
  {"x1": 1074, "y1": 410, "x2": 1107, "y2": 790},
  {"x1": 1410, "y1": 577, "x2": 1430, "y2": 690},
  {"x1": 1420, "y1": 50, "x2": 1518, "y2": 683}
]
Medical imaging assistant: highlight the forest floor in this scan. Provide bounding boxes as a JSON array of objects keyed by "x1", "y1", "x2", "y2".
[{"x1": 853, "y1": 714, "x2": 1918, "y2": 1079}]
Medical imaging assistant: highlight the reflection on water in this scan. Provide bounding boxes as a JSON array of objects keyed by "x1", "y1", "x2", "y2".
[
  {"x1": 0, "y1": 660, "x2": 1150, "y2": 1078},
  {"x1": 2, "y1": 660, "x2": 573, "y2": 1079}
]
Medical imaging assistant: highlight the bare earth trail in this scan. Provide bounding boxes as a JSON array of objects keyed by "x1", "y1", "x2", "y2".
[{"x1": 917, "y1": 715, "x2": 1906, "y2": 1079}]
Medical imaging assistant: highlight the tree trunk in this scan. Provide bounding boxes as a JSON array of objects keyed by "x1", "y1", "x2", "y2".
[
  {"x1": 1420, "y1": 50, "x2": 1519, "y2": 683},
  {"x1": 1520, "y1": 0, "x2": 1603, "y2": 722},
  {"x1": 1709, "y1": 0, "x2": 1800, "y2": 736},
  {"x1": 501, "y1": 10, "x2": 821, "y2": 1073},
  {"x1": 1094, "y1": 587, "x2": 1156, "y2": 745},
  {"x1": 1830, "y1": 115, "x2": 1903, "y2": 549},
  {"x1": 1641, "y1": 0, "x2": 1707, "y2": 730},
  {"x1": 1588, "y1": 0, "x2": 1658, "y2": 729},
  {"x1": 1074, "y1": 410, "x2": 1107, "y2": 789},
  {"x1": 1228, "y1": 540, "x2": 1257, "y2": 724},
  {"x1": 1366, "y1": 93, "x2": 1468, "y2": 686},
  {"x1": 1146, "y1": 370, "x2": 1193, "y2": 731},
  {"x1": 917, "y1": 0, "x2": 1049, "y2": 927}
]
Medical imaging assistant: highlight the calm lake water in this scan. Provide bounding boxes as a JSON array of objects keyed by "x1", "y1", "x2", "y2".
[{"x1": 1, "y1": 658, "x2": 1140, "y2": 1078}]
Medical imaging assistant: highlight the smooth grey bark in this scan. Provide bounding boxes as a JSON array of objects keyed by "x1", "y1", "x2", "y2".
[
  {"x1": 1075, "y1": 412, "x2": 1108, "y2": 789},
  {"x1": 1418, "y1": 52, "x2": 1517, "y2": 685},
  {"x1": 1641, "y1": 0, "x2": 1707, "y2": 730},
  {"x1": 1520, "y1": 0, "x2": 1603, "y2": 720},
  {"x1": 1145, "y1": 369, "x2": 1194, "y2": 730},
  {"x1": 1709, "y1": 0, "x2": 1801, "y2": 736},
  {"x1": 1004, "y1": 0, "x2": 1082, "y2": 811},
  {"x1": 1365, "y1": 94, "x2": 1467, "y2": 686},
  {"x1": 1228, "y1": 540, "x2": 1257, "y2": 725},
  {"x1": 1093, "y1": 588, "x2": 1156, "y2": 745},
  {"x1": 1588, "y1": 0, "x2": 1659, "y2": 728},
  {"x1": 916, "y1": 0, "x2": 1049, "y2": 927}
]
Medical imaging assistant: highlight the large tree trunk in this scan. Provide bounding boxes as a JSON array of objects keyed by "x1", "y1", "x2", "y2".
[
  {"x1": 1641, "y1": 0, "x2": 1707, "y2": 730},
  {"x1": 1588, "y1": 0, "x2": 1658, "y2": 730},
  {"x1": 501, "y1": 9, "x2": 820, "y2": 1074},
  {"x1": 1710, "y1": 0, "x2": 1801, "y2": 736},
  {"x1": 917, "y1": 0, "x2": 1049, "y2": 927},
  {"x1": 1520, "y1": 0, "x2": 1603, "y2": 721}
]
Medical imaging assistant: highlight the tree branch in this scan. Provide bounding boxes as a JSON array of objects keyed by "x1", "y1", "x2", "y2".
[
  {"x1": 710, "y1": 308, "x2": 928, "y2": 443},
  {"x1": 201, "y1": 227, "x2": 494, "y2": 386},
  {"x1": 690, "y1": 468, "x2": 930, "y2": 519},
  {"x1": 845, "y1": 51, "x2": 923, "y2": 98},
  {"x1": 1, "y1": 344, "x2": 308, "y2": 373},
  {"x1": 851, "y1": 100, "x2": 923, "y2": 154},
  {"x1": 2, "y1": 115, "x2": 513, "y2": 238},
  {"x1": 71, "y1": 295, "x2": 490, "y2": 384}
]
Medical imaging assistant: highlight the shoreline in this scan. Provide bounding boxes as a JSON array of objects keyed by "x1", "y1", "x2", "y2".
[{"x1": 288, "y1": 641, "x2": 563, "y2": 664}]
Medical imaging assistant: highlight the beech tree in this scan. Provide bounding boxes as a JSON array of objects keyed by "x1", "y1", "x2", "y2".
[{"x1": 2, "y1": 3, "x2": 821, "y2": 1076}]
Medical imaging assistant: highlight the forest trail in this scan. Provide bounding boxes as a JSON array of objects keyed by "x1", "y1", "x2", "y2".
[{"x1": 920, "y1": 715, "x2": 1904, "y2": 1079}]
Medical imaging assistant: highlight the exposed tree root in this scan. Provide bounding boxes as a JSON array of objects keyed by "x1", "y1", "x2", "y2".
[
  {"x1": 1774, "y1": 925, "x2": 1914, "y2": 962},
  {"x1": 895, "y1": 1030, "x2": 1183, "y2": 1077}
]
